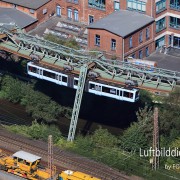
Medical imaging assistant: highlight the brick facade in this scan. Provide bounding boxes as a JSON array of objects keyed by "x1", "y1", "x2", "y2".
[{"x1": 0, "y1": 0, "x2": 55, "y2": 31}]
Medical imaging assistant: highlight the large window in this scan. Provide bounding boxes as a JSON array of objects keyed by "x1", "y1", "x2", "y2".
[
  {"x1": 169, "y1": 35, "x2": 180, "y2": 48},
  {"x1": 170, "y1": 0, "x2": 180, "y2": 11},
  {"x1": 129, "y1": 36, "x2": 133, "y2": 48},
  {"x1": 114, "y1": 1, "x2": 120, "y2": 11},
  {"x1": 74, "y1": 9, "x2": 79, "y2": 21},
  {"x1": 127, "y1": 0, "x2": 146, "y2": 12},
  {"x1": 155, "y1": 36, "x2": 165, "y2": 49},
  {"x1": 67, "y1": 8, "x2": 72, "y2": 20},
  {"x1": 145, "y1": 47, "x2": 149, "y2": 57},
  {"x1": 43, "y1": 70, "x2": 55, "y2": 79},
  {"x1": 111, "y1": 39, "x2": 116, "y2": 50},
  {"x1": 156, "y1": 0, "x2": 166, "y2": 13},
  {"x1": 56, "y1": 5, "x2": 61, "y2": 16},
  {"x1": 95, "y1": 34, "x2": 100, "y2": 46},
  {"x1": 156, "y1": 17, "x2": 166, "y2": 32},
  {"x1": 89, "y1": 15, "x2": 94, "y2": 24},
  {"x1": 169, "y1": 16, "x2": 180, "y2": 29},
  {"x1": 146, "y1": 27, "x2": 150, "y2": 40},
  {"x1": 88, "y1": 0, "x2": 106, "y2": 10},
  {"x1": 139, "y1": 50, "x2": 143, "y2": 59},
  {"x1": 139, "y1": 31, "x2": 143, "y2": 43}
]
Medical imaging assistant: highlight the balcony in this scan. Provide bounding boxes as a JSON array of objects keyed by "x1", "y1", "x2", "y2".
[
  {"x1": 88, "y1": 0, "x2": 106, "y2": 10},
  {"x1": 66, "y1": 0, "x2": 78, "y2": 4},
  {"x1": 170, "y1": 4, "x2": 180, "y2": 11}
]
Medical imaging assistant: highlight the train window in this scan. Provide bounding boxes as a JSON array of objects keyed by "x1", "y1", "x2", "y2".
[
  {"x1": 62, "y1": 76, "x2": 67, "y2": 82},
  {"x1": 110, "y1": 88, "x2": 116, "y2": 94},
  {"x1": 135, "y1": 90, "x2": 139, "y2": 98},
  {"x1": 102, "y1": 86, "x2": 110, "y2": 93},
  {"x1": 74, "y1": 79, "x2": 78, "y2": 86},
  {"x1": 89, "y1": 83, "x2": 95, "y2": 89},
  {"x1": 28, "y1": 66, "x2": 37, "y2": 73},
  {"x1": 123, "y1": 91, "x2": 133, "y2": 99},
  {"x1": 43, "y1": 70, "x2": 55, "y2": 79}
]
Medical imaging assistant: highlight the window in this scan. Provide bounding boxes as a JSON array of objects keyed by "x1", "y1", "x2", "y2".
[
  {"x1": 62, "y1": 76, "x2": 67, "y2": 82},
  {"x1": 56, "y1": 5, "x2": 61, "y2": 16},
  {"x1": 139, "y1": 50, "x2": 142, "y2": 59},
  {"x1": 146, "y1": 27, "x2": 150, "y2": 39},
  {"x1": 43, "y1": 9, "x2": 47, "y2": 14},
  {"x1": 169, "y1": 35, "x2": 180, "y2": 48},
  {"x1": 169, "y1": 16, "x2": 180, "y2": 29},
  {"x1": 131, "y1": 54, "x2": 135, "y2": 58},
  {"x1": 95, "y1": 34, "x2": 100, "y2": 46},
  {"x1": 156, "y1": 0, "x2": 166, "y2": 13},
  {"x1": 156, "y1": 17, "x2": 166, "y2": 32},
  {"x1": 129, "y1": 36, "x2": 133, "y2": 48},
  {"x1": 43, "y1": 70, "x2": 55, "y2": 79},
  {"x1": 74, "y1": 9, "x2": 79, "y2": 21},
  {"x1": 89, "y1": 15, "x2": 94, "y2": 24},
  {"x1": 145, "y1": 47, "x2": 149, "y2": 57},
  {"x1": 111, "y1": 39, "x2": 116, "y2": 50},
  {"x1": 29, "y1": 9, "x2": 35, "y2": 14},
  {"x1": 155, "y1": 36, "x2": 165, "y2": 49},
  {"x1": 114, "y1": 1, "x2": 120, "y2": 11},
  {"x1": 139, "y1": 31, "x2": 143, "y2": 43},
  {"x1": 67, "y1": 8, "x2": 72, "y2": 20},
  {"x1": 127, "y1": 0, "x2": 146, "y2": 12},
  {"x1": 28, "y1": 66, "x2": 37, "y2": 73},
  {"x1": 88, "y1": 0, "x2": 106, "y2": 10},
  {"x1": 170, "y1": 0, "x2": 180, "y2": 11}
]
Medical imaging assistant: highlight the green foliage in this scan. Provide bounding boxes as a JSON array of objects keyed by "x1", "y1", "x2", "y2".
[
  {"x1": 139, "y1": 89, "x2": 153, "y2": 106},
  {"x1": 44, "y1": 34, "x2": 80, "y2": 50},
  {"x1": 5, "y1": 121, "x2": 62, "y2": 143},
  {"x1": 0, "y1": 75, "x2": 72, "y2": 122},
  {"x1": 121, "y1": 106, "x2": 153, "y2": 151},
  {"x1": 91, "y1": 126, "x2": 119, "y2": 148}
]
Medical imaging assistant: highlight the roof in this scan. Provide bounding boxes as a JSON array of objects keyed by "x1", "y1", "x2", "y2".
[
  {"x1": 0, "y1": 8, "x2": 37, "y2": 29},
  {"x1": 0, "y1": 0, "x2": 50, "y2": 10},
  {"x1": 13, "y1": 151, "x2": 41, "y2": 163},
  {"x1": 88, "y1": 10, "x2": 154, "y2": 38}
]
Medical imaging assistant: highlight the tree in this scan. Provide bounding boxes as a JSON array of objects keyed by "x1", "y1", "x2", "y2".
[
  {"x1": 121, "y1": 105, "x2": 153, "y2": 151},
  {"x1": 91, "y1": 126, "x2": 119, "y2": 148}
]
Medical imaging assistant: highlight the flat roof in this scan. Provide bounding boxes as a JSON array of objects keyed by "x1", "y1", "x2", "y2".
[
  {"x1": 145, "y1": 49, "x2": 180, "y2": 72},
  {"x1": 13, "y1": 151, "x2": 41, "y2": 163},
  {"x1": 88, "y1": 10, "x2": 154, "y2": 38},
  {"x1": 0, "y1": 8, "x2": 37, "y2": 29},
  {"x1": 0, "y1": 0, "x2": 50, "y2": 10}
]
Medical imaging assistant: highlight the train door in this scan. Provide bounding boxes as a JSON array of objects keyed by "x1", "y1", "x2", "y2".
[
  {"x1": 94, "y1": 84, "x2": 102, "y2": 95},
  {"x1": 39, "y1": 69, "x2": 43, "y2": 79},
  {"x1": 118, "y1": 90, "x2": 123, "y2": 101}
]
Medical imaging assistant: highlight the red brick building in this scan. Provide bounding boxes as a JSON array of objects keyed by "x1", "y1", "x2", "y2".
[
  {"x1": 0, "y1": 0, "x2": 55, "y2": 31},
  {"x1": 88, "y1": 10, "x2": 154, "y2": 59}
]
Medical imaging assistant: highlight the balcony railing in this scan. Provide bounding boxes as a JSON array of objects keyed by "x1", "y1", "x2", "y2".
[
  {"x1": 88, "y1": 0, "x2": 105, "y2": 10},
  {"x1": 170, "y1": 4, "x2": 180, "y2": 11}
]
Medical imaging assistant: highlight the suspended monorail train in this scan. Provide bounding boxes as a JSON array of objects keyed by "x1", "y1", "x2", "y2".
[{"x1": 27, "y1": 62, "x2": 139, "y2": 102}]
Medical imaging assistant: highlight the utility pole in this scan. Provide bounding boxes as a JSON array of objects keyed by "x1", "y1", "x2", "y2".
[
  {"x1": 152, "y1": 107, "x2": 159, "y2": 170},
  {"x1": 48, "y1": 135, "x2": 53, "y2": 179}
]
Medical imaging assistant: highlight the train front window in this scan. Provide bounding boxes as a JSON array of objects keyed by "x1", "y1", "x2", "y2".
[
  {"x1": 43, "y1": 70, "x2": 55, "y2": 79},
  {"x1": 123, "y1": 91, "x2": 133, "y2": 99},
  {"x1": 89, "y1": 83, "x2": 95, "y2": 89},
  {"x1": 28, "y1": 66, "x2": 37, "y2": 73},
  {"x1": 135, "y1": 90, "x2": 139, "y2": 99},
  {"x1": 62, "y1": 76, "x2": 67, "y2": 82},
  {"x1": 74, "y1": 79, "x2": 78, "y2": 86}
]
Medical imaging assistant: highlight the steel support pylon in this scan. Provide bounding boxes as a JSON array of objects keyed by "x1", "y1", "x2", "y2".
[
  {"x1": 67, "y1": 64, "x2": 88, "y2": 141},
  {"x1": 48, "y1": 135, "x2": 53, "y2": 179},
  {"x1": 152, "y1": 107, "x2": 159, "y2": 170}
]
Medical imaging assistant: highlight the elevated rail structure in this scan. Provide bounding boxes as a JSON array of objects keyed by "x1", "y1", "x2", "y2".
[
  {"x1": 1, "y1": 26, "x2": 180, "y2": 140},
  {"x1": 0, "y1": 26, "x2": 180, "y2": 93}
]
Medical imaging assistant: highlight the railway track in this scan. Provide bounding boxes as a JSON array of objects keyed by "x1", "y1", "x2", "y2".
[{"x1": 0, "y1": 127, "x2": 132, "y2": 180}]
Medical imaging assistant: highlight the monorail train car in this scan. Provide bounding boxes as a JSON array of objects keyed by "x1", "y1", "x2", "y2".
[
  {"x1": 127, "y1": 57, "x2": 157, "y2": 71},
  {"x1": 58, "y1": 170, "x2": 101, "y2": 180},
  {"x1": 27, "y1": 62, "x2": 139, "y2": 103}
]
